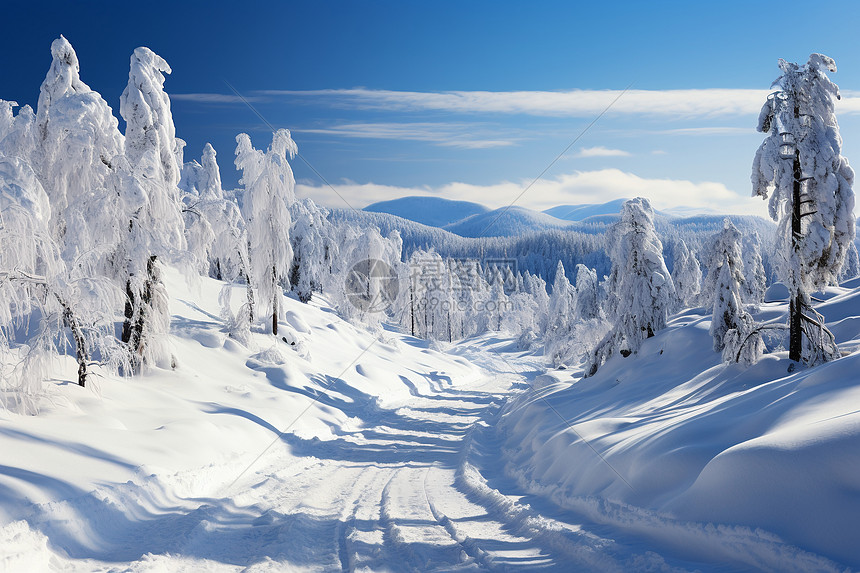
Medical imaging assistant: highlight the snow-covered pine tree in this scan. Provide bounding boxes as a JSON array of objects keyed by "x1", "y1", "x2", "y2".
[
  {"x1": 290, "y1": 198, "x2": 334, "y2": 303},
  {"x1": 671, "y1": 239, "x2": 702, "y2": 309},
  {"x1": 839, "y1": 241, "x2": 860, "y2": 281},
  {"x1": 235, "y1": 130, "x2": 297, "y2": 336},
  {"x1": 752, "y1": 53, "x2": 855, "y2": 364},
  {"x1": 573, "y1": 264, "x2": 602, "y2": 321},
  {"x1": 545, "y1": 261, "x2": 575, "y2": 367},
  {"x1": 741, "y1": 231, "x2": 768, "y2": 303},
  {"x1": 546, "y1": 261, "x2": 574, "y2": 336},
  {"x1": 179, "y1": 143, "x2": 218, "y2": 276},
  {"x1": 116, "y1": 47, "x2": 186, "y2": 370},
  {"x1": 587, "y1": 198, "x2": 675, "y2": 375},
  {"x1": 701, "y1": 219, "x2": 745, "y2": 311},
  {"x1": 487, "y1": 269, "x2": 508, "y2": 332},
  {"x1": 704, "y1": 220, "x2": 749, "y2": 352},
  {"x1": 524, "y1": 271, "x2": 550, "y2": 336}
]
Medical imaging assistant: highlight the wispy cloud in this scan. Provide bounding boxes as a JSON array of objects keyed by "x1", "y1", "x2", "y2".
[
  {"x1": 173, "y1": 88, "x2": 860, "y2": 119},
  {"x1": 261, "y1": 88, "x2": 775, "y2": 118},
  {"x1": 171, "y1": 93, "x2": 267, "y2": 104},
  {"x1": 575, "y1": 146, "x2": 631, "y2": 157},
  {"x1": 294, "y1": 122, "x2": 517, "y2": 148},
  {"x1": 657, "y1": 126, "x2": 755, "y2": 136},
  {"x1": 296, "y1": 168, "x2": 767, "y2": 216}
]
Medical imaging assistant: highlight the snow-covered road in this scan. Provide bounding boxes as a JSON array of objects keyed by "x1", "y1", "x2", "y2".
[{"x1": 3, "y1": 335, "x2": 690, "y2": 571}]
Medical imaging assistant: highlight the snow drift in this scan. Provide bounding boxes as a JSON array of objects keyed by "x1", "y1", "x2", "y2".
[{"x1": 499, "y1": 282, "x2": 860, "y2": 568}]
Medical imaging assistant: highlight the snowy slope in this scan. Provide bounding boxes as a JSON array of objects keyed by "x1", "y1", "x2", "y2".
[
  {"x1": 0, "y1": 268, "x2": 494, "y2": 570},
  {"x1": 364, "y1": 196, "x2": 489, "y2": 228},
  {"x1": 499, "y1": 282, "x2": 860, "y2": 569}
]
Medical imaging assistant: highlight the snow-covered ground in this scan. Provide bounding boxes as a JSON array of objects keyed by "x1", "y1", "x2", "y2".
[
  {"x1": 500, "y1": 278, "x2": 860, "y2": 571},
  {"x1": 2, "y1": 269, "x2": 859, "y2": 571}
]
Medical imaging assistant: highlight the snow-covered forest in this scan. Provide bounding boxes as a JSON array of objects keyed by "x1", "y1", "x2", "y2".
[{"x1": 2, "y1": 34, "x2": 860, "y2": 572}]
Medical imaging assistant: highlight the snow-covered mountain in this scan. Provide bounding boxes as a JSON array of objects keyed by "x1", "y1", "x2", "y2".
[
  {"x1": 542, "y1": 198, "x2": 629, "y2": 221},
  {"x1": 364, "y1": 196, "x2": 489, "y2": 228},
  {"x1": 363, "y1": 196, "x2": 731, "y2": 238},
  {"x1": 442, "y1": 205, "x2": 576, "y2": 237}
]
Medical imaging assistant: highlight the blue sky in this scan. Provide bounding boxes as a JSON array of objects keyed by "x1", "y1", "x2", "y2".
[{"x1": 3, "y1": 1, "x2": 860, "y2": 215}]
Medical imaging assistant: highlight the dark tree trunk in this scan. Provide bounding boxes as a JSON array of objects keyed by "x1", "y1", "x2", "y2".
[
  {"x1": 272, "y1": 265, "x2": 278, "y2": 336},
  {"x1": 123, "y1": 255, "x2": 157, "y2": 371},
  {"x1": 410, "y1": 283, "x2": 415, "y2": 337},
  {"x1": 53, "y1": 292, "x2": 88, "y2": 387},
  {"x1": 789, "y1": 150, "x2": 803, "y2": 362}
]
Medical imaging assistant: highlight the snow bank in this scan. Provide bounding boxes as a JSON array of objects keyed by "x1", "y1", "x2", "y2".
[{"x1": 500, "y1": 285, "x2": 860, "y2": 568}]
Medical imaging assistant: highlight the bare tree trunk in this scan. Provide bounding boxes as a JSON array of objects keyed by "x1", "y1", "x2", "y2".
[
  {"x1": 53, "y1": 292, "x2": 88, "y2": 387},
  {"x1": 410, "y1": 282, "x2": 415, "y2": 337},
  {"x1": 238, "y1": 250, "x2": 254, "y2": 323},
  {"x1": 272, "y1": 265, "x2": 278, "y2": 336},
  {"x1": 123, "y1": 255, "x2": 157, "y2": 372},
  {"x1": 790, "y1": 150, "x2": 803, "y2": 362},
  {"x1": 122, "y1": 278, "x2": 135, "y2": 345}
]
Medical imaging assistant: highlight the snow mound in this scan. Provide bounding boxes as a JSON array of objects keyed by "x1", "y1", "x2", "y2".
[
  {"x1": 500, "y1": 283, "x2": 860, "y2": 568},
  {"x1": 764, "y1": 281, "x2": 790, "y2": 302}
]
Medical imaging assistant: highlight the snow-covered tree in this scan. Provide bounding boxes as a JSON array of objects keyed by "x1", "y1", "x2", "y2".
[
  {"x1": 116, "y1": 47, "x2": 186, "y2": 370},
  {"x1": 752, "y1": 53, "x2": 855, "y2": 364},
  {"x1": 741, "y1": 231, "x2": 768, "y2": 303},
  {"x1": 546, "y1": 261, "x2": 574, "y2": 336},
  {"x1": 523, "y1": 271, "x2": 550, "y2": 335},
  {"x1": 33, "y1": 36, "x2": 123, "y2": 262},
  {"x1": 179, "y1": 143, "x2": 218, "y2": 275},
  {"x1": 573, "y1": 264, "x2": 602, "y2": 321},
  {"x1": 486, "y1": 269, "x2": 508, "y2": 332},
  {"x1": 839, "y1": 241, "x2": 860, "y2": 281},
  {"x1": 236, "y1": 130, "x2": 297, "y2": 336},
  {"x1": 701, "y1": 219, "x2": 745, "y2": 309},
  {"x1": 0, "y1": 155, "x2": 118, "y2": 399},
  {"x1": 587, "y1": 198, "x2": 675, "y2": 375},
  {"x1": 332, "y1": 226, "x2": 402, "y2": 331},
  {"x1": 290, "y1": 198, "x2": 334, "y2": 303},
  {"x1": 671, "y1": 239, "x2": 701, "y2": 308},
  {"x1": 705, "y1": 221, "x2": 747, "y2": 352},
  {"x1": 0, "y1": 101, "x2": 36, "y2": 159}
]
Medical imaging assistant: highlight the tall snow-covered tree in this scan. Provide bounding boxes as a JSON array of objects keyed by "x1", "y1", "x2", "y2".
[
  {"x1": 752, "y1": 53, "x2": 855, "y2": 364},
  {"x1": 236, "y1": 130, "x2": 297, "y2": 336},
  {"x1": 116, "y1": 47, "x2": 186, "y2": 370},
  {"x1": 34, "y1": 36, "x2": 123, "y2": 262},
  {"x1": 587, "y1": 198, "x2": 675, "y2": 375},
  {"x1": 671, "y1": 239, "x2": 701, "y2": 308}
]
